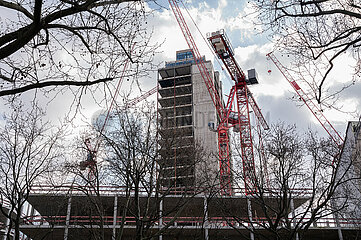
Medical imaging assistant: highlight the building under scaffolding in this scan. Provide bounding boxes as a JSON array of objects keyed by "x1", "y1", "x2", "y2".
[{"x1": 157, "y1": 49, "x2": 222, "y2": 190}]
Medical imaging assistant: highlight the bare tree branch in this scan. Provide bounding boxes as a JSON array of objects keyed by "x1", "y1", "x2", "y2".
[
  {"x1": 0, "y1": 0, "x2": 33, "y2": 19},
  {"x1": 0, "y1": 0, "x2": 156, "y2": 100},
  {"x1": 0, "y1": 77, "x2": 113, "y2": 96},
  {"x1": 255, "y1": 0, "x2": 361, "y2": 104}
]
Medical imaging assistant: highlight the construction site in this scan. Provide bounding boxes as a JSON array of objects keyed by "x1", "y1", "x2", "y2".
[{"x1": 0, "y1": 1, "x2": 361, "y2": 240}]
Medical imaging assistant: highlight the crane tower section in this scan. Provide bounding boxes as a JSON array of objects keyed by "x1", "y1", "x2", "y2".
[{"x1": 169, "y1": 0, "x2": 269, "y2": 195}]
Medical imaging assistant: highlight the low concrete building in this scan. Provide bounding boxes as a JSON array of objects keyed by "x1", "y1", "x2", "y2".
[{"x1": 14, "y1": 185, "x2": 361, "y2": 240}]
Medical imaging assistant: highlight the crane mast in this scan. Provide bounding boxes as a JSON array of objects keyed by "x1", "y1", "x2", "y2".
[
  {"x1": 266, "y1": 52, "x2": 344, "y2": 148},
  {"x1": 208, "y1": 30, "x2": 269, "y2": 195},
  {"x1": 169, "y1": 0, "x2": 268, "y2": 195}
]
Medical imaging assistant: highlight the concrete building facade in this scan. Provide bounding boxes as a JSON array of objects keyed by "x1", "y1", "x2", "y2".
[
  {"x1": 334, "y1": 121, "x2": 361, "y2": 229},
  {"x1": 157, "y1": 49, "x2": 221, "y2": 190}
]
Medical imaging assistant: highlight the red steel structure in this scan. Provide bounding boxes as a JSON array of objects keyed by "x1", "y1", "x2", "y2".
[
  {"x1": 266, "y1": 52, "x2": 344, "y2": 148},
  {"x1": 80, "y1": 138, "x2": 97, "y2": 182},
  {"x1": 79, "y1": 50, "x2": 134, "y2": 179},
  {"x1": 126, "y1": 86, "x2": 157, "y2": 108},
  {"x1": 168, "y1": 1, "x2": 269, "y2": 195}
]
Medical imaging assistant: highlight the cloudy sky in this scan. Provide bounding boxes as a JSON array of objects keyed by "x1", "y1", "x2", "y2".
[
  {"x1": 0, "y1": 0, "x2": 360, "y2": 141},
  {"x1": 140, "y1": 0, "x2": 360, "y2": 139}
]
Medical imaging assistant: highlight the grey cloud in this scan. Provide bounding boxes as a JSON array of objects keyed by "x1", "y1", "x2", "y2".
[{"x1": 256, "y1": 93, "x2": 347, "y2": 138}]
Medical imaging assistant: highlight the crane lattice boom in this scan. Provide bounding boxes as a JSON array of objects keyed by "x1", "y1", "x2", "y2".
[
  {"x1": 267, "y1": 52, "x2": 344, "y2": 147},
  {"x1": 168, "y1": 0, "x2": 225, "y2": 120},
  {"x1": 168, "y1": 0, "x2": 232, "y2": 195},
  {"x1": 126, "y1": 86, "x2": 157, "y2": 108}
]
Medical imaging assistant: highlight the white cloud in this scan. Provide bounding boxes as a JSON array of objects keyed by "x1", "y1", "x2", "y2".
[{"x1": 218, "y1": 0, "x2": 228, "y2": 9}]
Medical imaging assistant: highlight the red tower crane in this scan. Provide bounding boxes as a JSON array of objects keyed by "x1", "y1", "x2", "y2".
[
  {"x1": 168, "y1": 1, "x2": 269, "y2": 195},
  {"x1": 266, "y1": 52, "x2": 344, "y2": 148}
]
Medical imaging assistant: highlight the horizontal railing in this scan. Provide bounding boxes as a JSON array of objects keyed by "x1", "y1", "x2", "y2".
[
  {"x1": 21, "y1": 215, "x2": 361, "y2": 228},
  {"x1": 29, "y1": 184, "x2": 314, "y2": 197}
]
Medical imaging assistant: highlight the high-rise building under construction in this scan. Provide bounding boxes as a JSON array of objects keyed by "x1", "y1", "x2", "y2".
[{"x1": 157, "y1": 49, "x2": 222, "y2": 189}]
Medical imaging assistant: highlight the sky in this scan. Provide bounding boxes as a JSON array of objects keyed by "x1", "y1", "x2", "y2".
[
  {"x1": 0, "y1": 0, "x2": 360, "y2": 141},
  {"x1": 140, "y1": 0, "x2": 361, "y2": 139}
]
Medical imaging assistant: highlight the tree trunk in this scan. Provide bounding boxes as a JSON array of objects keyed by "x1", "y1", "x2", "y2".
[{"x1": 14, "y1": 212, "x2": 21, "y2": 240}]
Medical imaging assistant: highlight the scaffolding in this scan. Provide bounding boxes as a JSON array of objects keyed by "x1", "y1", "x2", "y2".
[{"x1": 157, "y1": 50, "x2": 220, "y2": 191}]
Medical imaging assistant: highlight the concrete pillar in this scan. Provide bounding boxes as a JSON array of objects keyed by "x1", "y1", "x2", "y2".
[
  {"x1": 290, "y1": 198, "x2": 299, "y2": 240},
  {"x1": 331, "y1": 199, "x2": 343, "y2": 240},
  {"x1": 27, "y1": 206, "x2": 35, "y2": 227},
  {"x1": 159, "y1": 199, "x2": 163, "y2": 240},
  {"x1": 30, "y1": 206, "x2": 35, "y2": 224},
  {"x1": 64, "y1": 196, "x2": 72, "y2": 240},
  {"x1": 203, "y1": 195, "x2": 209, "y2": 240},
  {"x1": 26, "y1": 203, "x2": 31, "y2": 219},
  {"x1": 334, "y1": 211, "x2": 344, "y2": 240},
  {"x1": 311, "y1": 207, "x2": 317, "y2": 228},
  {"x1": 247, "y1": 198, "x2": 255, "y2": 240},
  {"x1": 112, "y1": 196, "x2": 118, "y2": 240},
  {"x1": 332, "y1": 210, "x2": 344, "y2": 240}
]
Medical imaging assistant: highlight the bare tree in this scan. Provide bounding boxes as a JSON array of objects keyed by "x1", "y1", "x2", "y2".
[
  {"x1": 56, "y1": 122, "x2": 110, "y2": 239},
  {"x1": 213, "y1": 123, "x2": 357, "y2": 240},
  {"x1": 100, "y1": 103, "x2": 212, "y2": 240},
  {"x1": 0, "y1": 102, "x2": 63, "y2": 240},
  {"x1": 254, "y1": 0, "x2": 360, "y2": 104},
  {"x1": 57, "y1": 102, "x2": 215, "y2": 240},
  {"x1": 0, "y1": 0, "x2": 159, "y2": 98}
]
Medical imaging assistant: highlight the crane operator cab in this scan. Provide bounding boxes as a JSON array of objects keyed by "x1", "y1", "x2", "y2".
[
  {"x1": 208, "y1": 30, "x2": 259, "y2": 85},
  {"x1": 210, "y1": 30, "x2": 234, "y2": 59}
]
